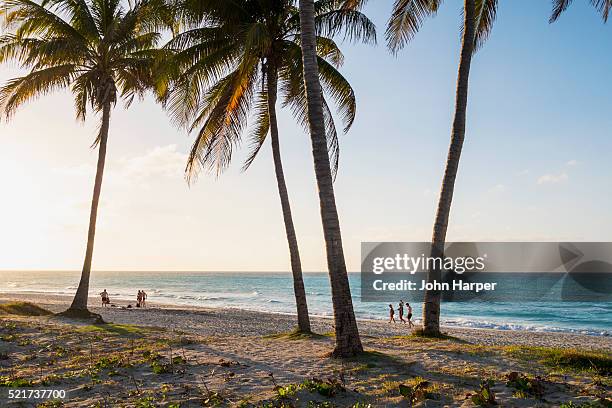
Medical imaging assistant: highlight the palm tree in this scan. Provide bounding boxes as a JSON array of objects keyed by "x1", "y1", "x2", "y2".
[
  {"x1": 386, "y1": 0, "x2": 498, "y2": 335},
  {"x1": 550, "y1": 0, "x2": 612, "y2": 22},
  {"x1": 0, "y1": 0, "x2": 168, "y2": 316},
  {"x1": 159, "y1": 0, "x2": 375, "y2": 335},
  {"x1": 296, "y1": 0, "x2": 369, "y2": 356}
]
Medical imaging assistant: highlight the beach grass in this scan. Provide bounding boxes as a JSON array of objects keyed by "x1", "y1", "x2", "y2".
[
  {"x1": 0, "y1": 301, "x2": 52, "y2": 316},
  {"x1": 264, "y1": 328, "x2": 331, "y2": 340},
  {"x1": 1, "y1": 303, "x2": 610, "y2": 407},
  {"x1": 75, "y1": 323, "x2": 147, "y2": 336},
  {"x1": 505, "y1": 346, "x2": 612, "y2": 375}
]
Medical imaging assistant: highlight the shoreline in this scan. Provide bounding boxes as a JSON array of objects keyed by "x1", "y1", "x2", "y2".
[
  {"x1": 1, "y1": 292, "x2": 610, "y2": 352},
  {"x1": 1, "y1": 290, "x2": 609, "y2": 337}
]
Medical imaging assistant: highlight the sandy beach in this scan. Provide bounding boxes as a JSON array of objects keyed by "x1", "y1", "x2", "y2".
[
  {"x1": 1, "y1": 293, "x2": 611, "y2": 407},
  {"x1": 1, "y1": 293, "x2": 611, "y2": 351}
]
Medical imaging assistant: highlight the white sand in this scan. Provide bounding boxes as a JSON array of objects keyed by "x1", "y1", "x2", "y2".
[{"x1": 1, "y1": 292, "x2": 610, "y2": 351}]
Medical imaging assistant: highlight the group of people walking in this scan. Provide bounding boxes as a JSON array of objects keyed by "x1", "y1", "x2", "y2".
[
  {"x1": 388, "y1": 300, "x2": 414, "y2": 327},
  {"x1": 98, "y1": 289, "x2": 148, "y2": 308}
]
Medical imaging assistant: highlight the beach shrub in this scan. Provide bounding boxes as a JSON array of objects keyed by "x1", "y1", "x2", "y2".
[
  {"x1": 94, "y1": 356, "x2": 121, "y2": 370},
  {"x1": 134, "y1": 396, "x2": 156, "y2": 408},
  {"x1": 275, "y1": 383, "x2": 299, "y2": 398},
  {"x1": 151, "y1": 360, "x2": 172, "y2": 375},
  {"x1": 301, "y1": 378, "x2": 345, "y2": 397},
  {"x1": 470, "y1": 379, "x2": 497, "y2": 406},
  {"x1": 398, "y1": 376, "x2": 439, "y2": 404},
  {"x1": 505, "y1": 372, "x2": 545, "y2": 399}
]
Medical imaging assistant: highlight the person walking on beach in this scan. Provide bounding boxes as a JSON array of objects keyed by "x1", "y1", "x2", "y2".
[
  {"x1": 388, "y1": 304, "x2": 396, "y2": 323},
  {"x1": 100, "y1": 289, "x2": 109, "y2": 307},
  {"x1": 398, "y1": 300, "x2": 406, "y2": 323},
  {"x1": 136, "y1": 290, "x2": 142, "y2": 307},
  {"x1": 141, "y1": 290, "x2": 147, "y2": 308},
  {"x1": 406, "y1": 303, "x2": 414, "y2": 328}
]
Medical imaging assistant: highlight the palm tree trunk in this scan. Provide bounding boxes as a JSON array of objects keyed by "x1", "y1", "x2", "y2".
[
  {"x1": 266, "y1": 62, "x2": 311, "y2": 333},
  {"x1": 67, "y1": 98, "x2": 111, "y2": 313},
  {"x1": 422, "y1": 0, "x2": 477, "y2": 335},
  {"x1": 298, "y1": 0, "x2": 362, "y2": 357}
]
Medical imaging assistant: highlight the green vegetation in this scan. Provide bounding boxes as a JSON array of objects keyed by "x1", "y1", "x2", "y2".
[
  {"x1": 505, "y1": 372, "x2": 544, "y2": 399},
  {"x1": 265, "y1": 329, "x2": 328, "y2": 341},
  {"x1": 470, "y1": 379, "x2": 497, "y2": 407},
  {"x1": 76, "y1": 323, "x2": 146, "y2": 336},
  {"x1": 505, "y1": 346, "x2": 612, "y2": 375},
  {"x1": 408, "y1": 329, "x2": 461, "y2": 341},
  {"x1": 150, "y1": 360, "x2": 172, "y2": 375},
  {"x1": 398, "y1": 376, "x2": 440, "y2": 404},
  {"x1": 559, "y1": 401, "x2": 612, "y2": 408},
  {"x1": 0, "y1": 376, "x2": 34, "y2": 387},
  {"x1": 0, "y1": 302, "x2": 52, "y2": 316}
]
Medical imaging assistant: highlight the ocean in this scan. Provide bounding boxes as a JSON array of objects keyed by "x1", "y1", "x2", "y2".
[{"x1": 1, "y1": 270, "x2": 610, "y2": 336}]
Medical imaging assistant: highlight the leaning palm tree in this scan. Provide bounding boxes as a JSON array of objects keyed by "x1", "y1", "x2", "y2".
[
  {"x1": 159, "y1": 0, "x2": 375, "y2": 336},
  {"x1": 550, "y1": 0, "x2": 612, "y2": 22},
  {"x1": 0, "y1": 0, "x2": 168, "y2": 316},
  {"x1": 387, "y1": 0, "x2": 498, "y2": 335},
  {"x1": 297, "y1": 0, "x2": 369, "y2": 356}
]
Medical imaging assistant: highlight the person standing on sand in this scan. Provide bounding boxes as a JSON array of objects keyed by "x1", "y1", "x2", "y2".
[
  {"x1": 388, "y1": 304, "x2": 396, "y2": 323},
  {"x1": 100, "y1": 289, "x2": 109, "y2": 307},
  {"x1": 406, "y1": 303, "x2": 414, "y2": 328},
  {"x1": 398, "y1": 300, "x2": 406, "y2": 323},
  {"x1": 136, "y1": 290, "x2": 142, "y2": 307},
  {"x1": 141, "y1": 290, "x2": 147, "y2": 308}
]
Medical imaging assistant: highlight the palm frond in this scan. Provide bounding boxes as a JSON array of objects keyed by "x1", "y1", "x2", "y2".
[
  {"x1": 0, "y1": 63, "x2": 76, "y2": 118},
  {"x1": 462, "y1": 0, "x2": 497, "y2": 51},
  {"x1": 550, "y1": 0, "x2": 573, "y2": 22},
  {"x1": 386, "y1": 0, "x2": 442, "y2": 53},
  {"x1": 241, "y1": 89, "x2": 270, "y2": 171},
  {"x1": 185, "y1": 56, "x2": 259, "y2": 180},
  {"x1": 315, "y1": 8, "x2": 377, "y2": 44},
  {"x1": 1, "y1": 0, "x2": 87, "y2": 43}
]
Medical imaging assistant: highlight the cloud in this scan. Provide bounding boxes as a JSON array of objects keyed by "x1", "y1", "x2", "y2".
[
  {"x1": 566, "y1": 159, "x2": 578, "y2": 166},
  {"x1": 120, "y1": 145, "x2": 187, "y2": 182},
  {"x1": 537, "y1": 173, "x2": 568, "y2": 185}
]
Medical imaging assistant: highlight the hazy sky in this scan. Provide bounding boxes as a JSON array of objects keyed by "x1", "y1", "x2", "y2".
[{"x1": 1, "y1": 0, "x2": 611, "y2": 272}]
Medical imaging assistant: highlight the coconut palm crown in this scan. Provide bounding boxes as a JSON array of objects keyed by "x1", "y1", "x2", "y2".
[{"x1": 158, "y1": 0, "x2": 376, "y2": 179}]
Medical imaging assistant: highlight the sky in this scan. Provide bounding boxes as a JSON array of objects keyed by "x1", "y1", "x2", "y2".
[{"x1": 1, "y1": 0, "x2": 611, "y2": 272}]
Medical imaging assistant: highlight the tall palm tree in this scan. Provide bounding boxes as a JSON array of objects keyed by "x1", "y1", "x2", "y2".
[
  {"x1": 159, "y1": 0, "x2": 375, "y2": 334},
  {"x1": 550, "y1": 0, "x2": 612, "y2": 22},
  {"x1": 387, "y1": 0, "x2": 498, "y2": 335},
  {"x1": 297, "y1": 0, "x2": 368, "y2": 356},
  {"x1": 0, "y1": 0, "x2": 168, "y2": 316}
]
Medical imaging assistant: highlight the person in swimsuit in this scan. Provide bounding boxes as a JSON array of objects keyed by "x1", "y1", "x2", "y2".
[
  {"x1": 398, "y1": 300, "x2": 406, "y2": 323},
  {"x1": 406, "y1": 302, "x2": 414, "y2": 327},
  {"x1": 388, "y1": 304, "x2": 396, "y2": 323},
  {"x1": 100, "y1": 289, "x2": 109, "y2": 307},
  {"x1": 141, "y1": 290, "x2": 147, "y2": 308}
]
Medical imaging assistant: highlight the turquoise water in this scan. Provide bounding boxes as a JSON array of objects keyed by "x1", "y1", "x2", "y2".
[{"x1": 1, "y1": 271, "x2": 610, "y2": 336}]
